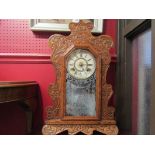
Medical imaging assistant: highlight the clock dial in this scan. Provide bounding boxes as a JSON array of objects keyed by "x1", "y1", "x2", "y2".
[{"x1": 67, "y1": 49, "x2": 96, "y2": 79}]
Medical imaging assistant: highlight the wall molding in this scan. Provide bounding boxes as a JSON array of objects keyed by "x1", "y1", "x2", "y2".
[
  {"x1": 0, "y1": 53, "x2": 117, "y2": 64},
  {"x1": 0, "y1": 53, "x2": 51, "y2": 64},
  {"x1": 111, "y1": 55, "x2": 117, "y2": 63}
]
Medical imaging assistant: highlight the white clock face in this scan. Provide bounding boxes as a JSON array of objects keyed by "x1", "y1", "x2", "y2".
[{"x1": 67, "y1": 49, "x2": 96, "y2": 80}]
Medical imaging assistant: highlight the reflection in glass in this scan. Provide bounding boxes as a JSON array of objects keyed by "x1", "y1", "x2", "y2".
[
  {"x1": 66, "y1": 76, "x2": 96, "y2": 116},
  {"x1": 132, "y1": 29, "x2": 151, "y2": 134}
]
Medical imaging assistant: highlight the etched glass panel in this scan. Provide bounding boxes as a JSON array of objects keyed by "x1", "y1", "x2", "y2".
[
  {"x1": 132, "y1": 29, "x2": 151, "y2": 134},
  {"x1": 66, "y1": 49, "x2": 96, "y2": 116}
]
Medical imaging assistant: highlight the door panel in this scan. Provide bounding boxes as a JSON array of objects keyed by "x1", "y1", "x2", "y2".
[{"x1": 116, "y1": 19, "x2": 154, "y2": 134}]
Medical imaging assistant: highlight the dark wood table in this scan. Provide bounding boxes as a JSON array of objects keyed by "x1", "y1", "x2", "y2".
[{"x1": 0, "y1": 81, "x2": 41, "y2": 134}]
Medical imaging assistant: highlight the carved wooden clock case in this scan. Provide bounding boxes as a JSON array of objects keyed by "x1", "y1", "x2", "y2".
[{"x1": 42, "y1": 20, "x2": 118, "y2": 135}]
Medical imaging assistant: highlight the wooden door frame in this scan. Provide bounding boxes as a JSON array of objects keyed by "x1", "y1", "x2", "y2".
[{"x1": 116, "y1": 19, "x2": 155, "y2": 134}]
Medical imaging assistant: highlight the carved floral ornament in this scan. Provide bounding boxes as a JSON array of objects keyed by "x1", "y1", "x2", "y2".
[{"x1": 42, "y1": 20, "x2": 118, "y2": 135}]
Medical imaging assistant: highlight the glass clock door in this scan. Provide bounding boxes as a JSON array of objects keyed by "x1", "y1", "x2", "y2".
[{"x1": 65, "y1": 49, "x2": 96, "y2": 116}]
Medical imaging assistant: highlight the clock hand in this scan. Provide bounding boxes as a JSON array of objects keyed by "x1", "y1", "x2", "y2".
[
  {"x1": 81, "y1": 66, "x2": 84, "y2": 72},
  {"x1": 81, "y1": 66, "x2": 87, "y2": 76}
]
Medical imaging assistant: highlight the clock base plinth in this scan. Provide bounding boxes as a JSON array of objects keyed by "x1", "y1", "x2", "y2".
[{"x1": 42, "y1": 124, "x2": 118, "y2": 135}]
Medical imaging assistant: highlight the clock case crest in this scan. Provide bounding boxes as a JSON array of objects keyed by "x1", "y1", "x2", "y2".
[{"x1": 42, "y1": 20, "x2": 118, "y2": 135}]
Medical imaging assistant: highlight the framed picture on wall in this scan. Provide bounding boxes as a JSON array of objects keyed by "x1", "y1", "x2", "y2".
[{"x1": 30, "y1": 19, "x2": 103, "y2": 33}]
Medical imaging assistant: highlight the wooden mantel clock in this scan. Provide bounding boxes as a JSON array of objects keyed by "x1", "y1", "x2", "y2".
[{"x1": 42, "y1": 20, "x2": 118, "y2": 135}]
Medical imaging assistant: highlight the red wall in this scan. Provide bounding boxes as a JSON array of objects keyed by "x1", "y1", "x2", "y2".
[
  {"x1": 0, "y1": 19, "x2": 117, "y2": 134},
  {"x1": 0, "y1": 19, "x2": 116, "y2": 56}
]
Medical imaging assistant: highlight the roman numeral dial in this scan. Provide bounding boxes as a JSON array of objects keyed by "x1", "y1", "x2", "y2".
[{"x1": 67, "y1": 49, "x2": 96, "y2": 80}]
